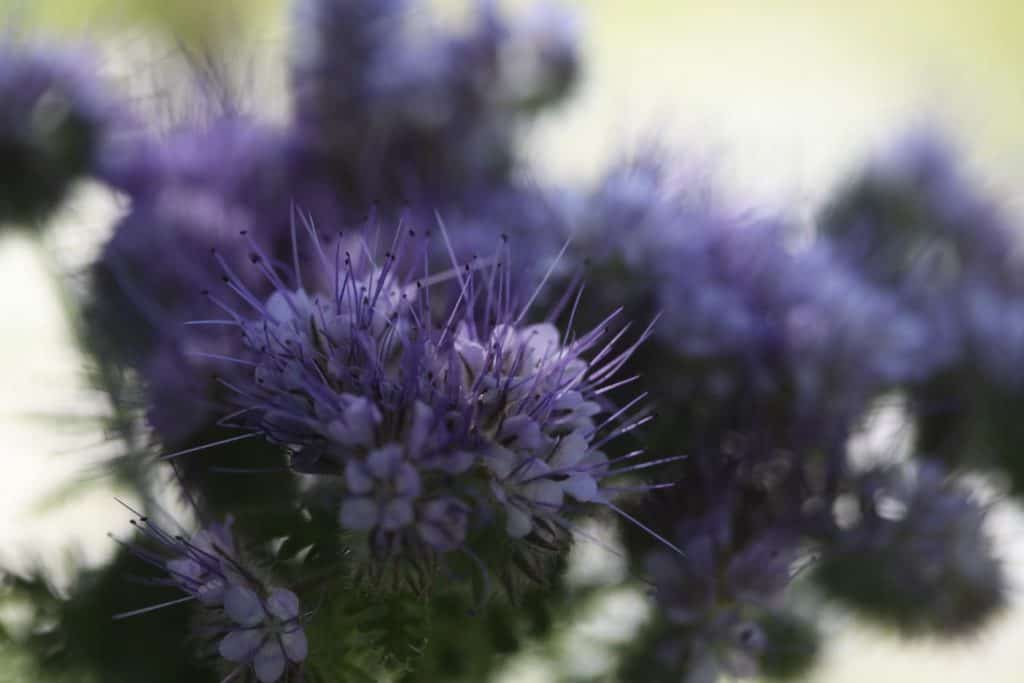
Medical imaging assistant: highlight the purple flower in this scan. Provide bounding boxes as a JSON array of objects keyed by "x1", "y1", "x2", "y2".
[
  {"x1": 115, "y1": 510, "x2": 309, "y2": 682},
  {"x1": 815, "y1": 463, "x2": 1006, "y2": 635},
  {"x1": 218, "y1": 585, "x2": 309, "y2": 683},
  {"x1": 90, "y1": 116, "x2": 343, "y2": 446},
  {"x1": 572, "y1": 153, "x2": 940, "y2": 420},
  {"x1": 188, "y1": 223, "x2": 663, "y2": 559},
  {"x1": 289, "y1": 0, "x2": 580, "y2": 200},
  {"x1": 0, "y1": 44, "x2": 124, "y2": 225},
  {"x1": 642, "y1": 503, "x2": 801, "y2": 682},
  {"x1": 820, "y1": 130, "x2": 1024, "y2": 388}
]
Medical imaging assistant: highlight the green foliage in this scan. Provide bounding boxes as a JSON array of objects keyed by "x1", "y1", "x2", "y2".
[
  {"x1": 756, "y1": 611, "x2": 820, "y2": 681},
  {"x1": 813, "y1": 544, "x2": 1004, "y2": 637},
  {"x1": 303, "y1": 583, "x2": 429, "y2": 682},
  {"x1": 1, "y1": 549, "x2": 216, "y2": 683}
]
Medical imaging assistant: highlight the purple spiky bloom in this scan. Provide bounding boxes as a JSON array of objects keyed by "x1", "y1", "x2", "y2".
[
  {"x1": 643, "y1": 502, "x2": 801, "y2": 682},
  {"x1": 289, "y1": 0, "x2": 579, "y2": 200},
  {"x1": 114, "y1": 508, "x2": 308, "y2": 682},
  {"x1": 0, "y1": 43, "x2": 125, "y2": 225},
  {"x1": 573, "y1": 153, "x2": 939, "y2": 420},
  {"x1": 184, "y1": 221, "x2": 666, "y2": 558},
  {"x1": 815, "y1": 463, "x2": 1006, "y2": 636},
  {"x1": 821, "y1": 130, "x2": 1024, "y2": 388},
  {"x1": 92, "y1": 115, "x2": 346, "y2": 446}
]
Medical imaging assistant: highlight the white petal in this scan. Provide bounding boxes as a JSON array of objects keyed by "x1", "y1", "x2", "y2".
[
  {"x1": 281, "y1": 627, "x2": 309, "y2": 663},
  {"x1": 518, "y1": 458, "x2": 552, "y2": 482},
  {"x1": 264, "y1": 588, "x2": 300, "y2": 621},
  {"x1": 522, "y1": 323, "x2": 560, "y2": 365},
  {"x1": 264, "y1": 290, "x2": 295, "y2": 324},
  {"x1": 523, "y1": 480, "x2": 564, "y2": 508},
  {"x1": 483, "y1": 445, "x2": 519, "y2": 480},
  {"x1": 253, "y1": 639, "x2": 286, "y2": 683},
  {"x1": 219, "y1": 628, "x2": 264, "y2": 662},
  {"x1": 550, "y1": 432, "x2": 588, "y2": 469},
  {"x1": 224, "y1": 584, "x2": 266, "y2": 627},
  {"x1": 499, "y1": 415, "x2": 543, "y2": 451},
  {"x1": 505, "y1": 505, "x2": 534, "y2": 538},
  {"x1": 563, "y1": 474, "x2": 599, "y2": 502},
  {"x1": 339, "y1": 498, "x2": 379, "y2": 531},
  {"x1": 455, "y1": 335, "x2": 487, "y2": 377}
]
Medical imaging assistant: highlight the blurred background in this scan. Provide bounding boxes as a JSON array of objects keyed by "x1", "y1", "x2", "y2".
[{"x1": 2, "y1": 1, "x2": 1024, "y2": 680}]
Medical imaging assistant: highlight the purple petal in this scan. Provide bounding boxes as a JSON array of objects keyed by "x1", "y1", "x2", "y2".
[
  {"x1": 394, "y1": 462, "x2": 422, "y2": 497},
  {"x1": 379, "y1": 498, "x2": 415, "y2": 531},
  {"x1": 253, "y1": 639, "x2": 286, "y2": 683},
  {"x1": 345, "y1": 461, "x2": 375, "y2": 495},
  {"x1": 219, "y1": 628, "x2": 264, "y2": 662},
  {"x1": 224, "y1": 584, "x2": 266, "y2": 627},
  {"x1": 281, "y1": 627, "x2": 309, "y2": 663},
  {"x1": 339, "y1": 497, "x2": 379, "y2": 531},
  {"x1": 265, "y1": 588, "x2": 301, "y2": 621},
  {"x1": 367, "y1": 444, "x2": 403, "y2": 478}
]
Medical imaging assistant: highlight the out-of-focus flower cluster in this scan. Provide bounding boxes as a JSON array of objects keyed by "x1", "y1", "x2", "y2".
[
  {"x1": 1, "y1": 1, "x2": 1022, "y2": 682},
  {"x1": 117, "y1": 512, "x2": 308, "y2": 682}
]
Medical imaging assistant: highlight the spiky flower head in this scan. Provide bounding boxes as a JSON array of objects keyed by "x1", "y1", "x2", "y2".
[
  {"x1": 289, "y1": 0, "x2": 580, "y2": 200},
  {"x1": 638, "y1": 502, "x2": 804, "y2": 683},
  {"x1": 191, "y1": 222, "x2": 661, "y2": 562},
  {"x1": 815, "y1": 463, "x2": 1006, "y2": 636},
  {"x1": 116, "y1": 510, "x2": 308, "y2": 682},
  {"x1": 90, "y1": 116, "x2": 344, "y2": 446},
  {"x1": 570, "y1": 153, "x2": 938, "y2": 427}
]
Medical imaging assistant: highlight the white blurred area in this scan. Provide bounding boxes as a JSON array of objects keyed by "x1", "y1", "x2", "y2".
[{"x1": 3, "y1": 1, "x2": 1024, "y2": 680}]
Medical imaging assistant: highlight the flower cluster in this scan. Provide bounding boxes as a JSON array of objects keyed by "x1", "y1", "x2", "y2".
[
  {"x1": 290, "y1": 0, "x2": 579, "y2": 201},
  {"x1": 643, "y1": 511, "x2": 802, "y2": 682},
  {"x1": 5, "y1": 2, "x2": 1024, "y2": 682},
  {"x1": 199, "y1": 227, "x2": 656, "y2": 557},
  {"x1": 0, "y1": 43, "x2": 123, "y2": 226},
  {"x1": 815, "y1": 464, "x2": 1006, "y2": 636},
  {"x1": 116, "y1": 511, "x2": 308, "y2": 682}
]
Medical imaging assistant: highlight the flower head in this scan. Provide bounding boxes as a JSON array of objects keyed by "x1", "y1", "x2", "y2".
[
  {"x1": 815, "y1": 463, "x2": 1006, "y2": 636},
  {"x1": 192, "y1": 222, "x2": 661, "y2": 560},
  {"x1": 289, "y1": 0, "x2": 580, "y2": 200},
  {"x1": 0, "y1": 44, "x2": 121, "y2": 226},
  {"x1": 640, "y1": 501, "x2": 803, "y2": 682},
  {"x1": 115, "y1": 510, "x2": 308, "y2": 682}
]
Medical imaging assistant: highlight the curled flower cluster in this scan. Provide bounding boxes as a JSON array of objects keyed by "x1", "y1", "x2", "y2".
[
  {"x1": 290, "y1": 0, "x2": 579, "y2": 200},
  {"x1": 117, "y1": 512, "x2": 308, "y2": 682},
  {"x1": 5, "y1": 1, "x2": 1023, "y2": 681},
  {"x1": 199, "y1": 227, "x2": 657, "y2": 556},
  {"x1": 0, "y1": 43, "x2": 123, "y2": 226},
  {"x1": 815, "y1": 464, "x2": 1006, "y2": 635},
  {"x1": 644, "y1": 517, "x2": 801, "y2": 681}
]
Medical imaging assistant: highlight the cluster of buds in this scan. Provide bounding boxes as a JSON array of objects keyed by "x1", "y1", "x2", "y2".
[{"x1": 116, "y1": 511, "x2": 308, "y2": 683}]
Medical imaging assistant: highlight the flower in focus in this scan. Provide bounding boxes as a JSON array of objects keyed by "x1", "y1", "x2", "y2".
[{"x1": 194, "y1": 224, "x2": 662, "y2": 560}]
